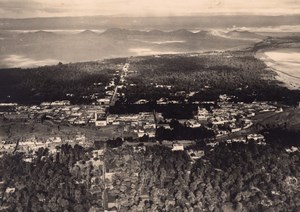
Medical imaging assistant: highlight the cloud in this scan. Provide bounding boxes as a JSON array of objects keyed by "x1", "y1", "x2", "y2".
[
  {"x1": 0, "y1": 0, "x2": 42, "y2": 12},
  {"x1": 0, "y1": 0, "x2": 299, "y2": 18},
  {"x1": 0, "y1": 0, "x2": 63, "y2": 18}
]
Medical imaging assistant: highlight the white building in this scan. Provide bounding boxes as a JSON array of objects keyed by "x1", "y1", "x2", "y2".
[
  {"x1": 197, "y1": 107, "x2": 209, "y2": 120},
  {"x1": 172, "y1": 144, "x2": 184, "y2": 151}
]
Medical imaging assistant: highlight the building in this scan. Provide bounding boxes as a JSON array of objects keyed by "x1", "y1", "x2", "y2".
[
  {"x1": 172, "y1": 144, "x2": 184, "y2": 151},
  {"x1": 106, "y1": 114, "x2": 118, "y2": 124},
  {"x1": 95, "y1": 119, "x2": 107, "y2": 127},
  {"x1": 247, "y1": 134, "x2": 265, "y2": 141},
  {"x1": 187, "y1": 149, "x2": 205, "y2": 160},
  {"x1": 197, "y1": 107, "x2": 209, "y2": 120},
  {"x1": 185, "y1": 119, "x2": 201, "y2": 128},
  {"x1": 134, "y1": 99, "x2": 149, "y2": 104},
  {"x1": 97, "y1": 98, "x2": 111, "y2": 105}
]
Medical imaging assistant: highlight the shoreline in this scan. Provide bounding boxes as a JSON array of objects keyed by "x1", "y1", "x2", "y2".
[{"x1": 255, "y1": 48, "x2": 300, "y2": 90}]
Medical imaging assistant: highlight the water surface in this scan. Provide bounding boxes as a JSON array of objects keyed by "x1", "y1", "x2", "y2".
[{"x1": 259, "y1": 48, "x2": 300, "y2": 90}]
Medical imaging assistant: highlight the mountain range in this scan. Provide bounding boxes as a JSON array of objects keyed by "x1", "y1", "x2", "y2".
[
  {"x1": 0, "y1": 28, "x2": 266, "y2": 68},
  {"x1": 1, "y1": 15, "x2": 300, "y2": 30}
]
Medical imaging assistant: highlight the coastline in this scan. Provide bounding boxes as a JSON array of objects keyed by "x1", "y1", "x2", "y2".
[{"x1": 255, "y1": 48, "x2": 300, "y2": 90}]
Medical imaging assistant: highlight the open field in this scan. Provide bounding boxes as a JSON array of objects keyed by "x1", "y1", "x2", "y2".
[
  {"x1": 254, "y1": 108, "x2": 300, "y2": 131},
  {"x1": 0, "y1": 119, "x2": 124, "y2": 143}
]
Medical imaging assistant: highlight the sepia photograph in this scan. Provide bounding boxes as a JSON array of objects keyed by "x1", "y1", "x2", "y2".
[{"x1": 0, "y1": 0, "x2": 299, "y2": 211}]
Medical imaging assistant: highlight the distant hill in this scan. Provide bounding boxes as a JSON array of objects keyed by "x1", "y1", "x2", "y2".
[
  {"x1": 148, "y1": 29, "x2": 166, "y2": 36},
  {"x1": 78, "y1": 30, "x2": 99, "y2": 36},
  {"x1": 0, "y1": 28, "x2": 261, "y2": 68},
  {"x1": 225, "y1": 30, "x2": 265, "y2": 40},
  {"x1": 16, "y1": 30, "x2": 60, "y2": 41},
  {"x1": 25, "y1": 30, "x2": 57, "y2": 37},
  {"x1": 100, "y1": 28, "x2": 219, "y2": 41},
  {"x1": 100, "y1": 28, "x2": 143, "y2": 39},
  {"x1": 1, "y1": 15, "x2": 300, "y2": 30}
]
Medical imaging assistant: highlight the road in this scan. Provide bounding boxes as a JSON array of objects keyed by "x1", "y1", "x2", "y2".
[{"x1": 109, "y1": 62, "x2": 130, "y2": 107}]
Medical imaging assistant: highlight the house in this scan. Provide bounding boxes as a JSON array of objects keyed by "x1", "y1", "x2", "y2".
[
  {"x1": 118, "y1": 114, "x2": 139, "y2": 122},
  {"x1": 156, "y1": 98, "x2": 168, "y2": 105},
  {"x1": 175, "y1": 91, "x2": 186, "y2": 96},
  {"x1": 216, "y1": 130, "x2": 229, "y2": 137},
  {"x1": 106, "y1": 192, "x2": 118, "y2": 212},
  {"x1": 232, "y1": 137, "x2": 247, "y2": 143},
  {"x1": 219, "y1": 94, "x2": 231, "y2": 102},
  {"x1": 0, "y1": 103, "x2": 18, "y2": 106},
  {"x1": 134, "y1": 99, "x2": 149, "y2": 104},
  {"x1": 247, "y1": 134, "x2": 265, "y2": 141},
  {"x1": 285, "y1": 146, "x2": 299, "y2": 153},
  {"x1": 106, "y1": 90, "x2": 114, "y2": 96},
  {"x1": 207, "y1": 142, "x2": 219, "y2": 147},
  {"x1": 157, "y1": 123, "x2": 171, "y2": 129},
  {"x1": 137, "y1": 131, "x2": 146, "y2": 138},
  {"x1": 95, "y1": 112, "x2": 107, "y2": 126},
  {"x1": 231, "y1": 127, "x2": 242, "y2": 133},
  {"x1": 185, "y1": 119, "x2": 201, "y2": 128},
  {"x1": 177, "y1": 140, "x2": 196, "y2": 147},
  {"x1": 209, "y1": 116, "x2": 227, "y2": 125},
  {"x1": 95, "y1": 119, "x2": 107, "y2": 127},
  {"x1": 138, "y1": 187, "x2": 150, "y2": 202},
  {"x1": 197, "y1": 107, "x2": 209, "y2": 120},
  {"x1": 106, "y1": 114, "x2": 118, "y2": 124},
  {"x1": 40, "y1": 102, "x2": 51, "y2": 106},
  {"x1": 188, "y1": 150, "x2": 205, "y2": 159},
  {"x1": 172, "y1": 144, "x2": 184, "y2": 151},
  {"x1": 133, "y1": 146, "x2": 146, "y2": 153},
  {"x1": 5, "y1": 187, "x2": 15, "y2": 194},
  {"x1": 74, "y1": 119, "x2": 87, "y2": 125},
  {"x1": 50, "y1": 100, "x2": 70, "y2": 106},
  {"x1": 145, "y1": 130, "x2": 156, "y2": 138},
  {"x1": 97, "y1": 98, "x2": 111, "y2": 105}
]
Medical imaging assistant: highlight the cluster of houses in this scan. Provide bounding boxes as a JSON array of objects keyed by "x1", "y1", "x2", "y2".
[
  {"x1": 193, "y1": 97, "x2": 282, "y2": 137},
  {"x1": 100, "y1": 112, "x2": 159, "y2": 138},
  {"x1": 204, "y1": 133, "x2": 266, "y2": 148},
  {"x1": 5, "y1": 103, "x2": 107, "y2": 126},
  {"x1": 0, "y1": 134, "x2": 89, "y2": 159},
  {"x1": 0, "y1": 59, "x2": 287, "y2": 168}
]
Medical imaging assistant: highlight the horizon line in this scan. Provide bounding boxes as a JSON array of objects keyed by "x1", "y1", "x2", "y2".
[{"x1": 1, "y1": 13, "x2": 300, "y2": 20}]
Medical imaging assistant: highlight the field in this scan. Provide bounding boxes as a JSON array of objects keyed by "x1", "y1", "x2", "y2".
[{"x1": 0, "y1": 119, "x2": 124, "y2": 143}]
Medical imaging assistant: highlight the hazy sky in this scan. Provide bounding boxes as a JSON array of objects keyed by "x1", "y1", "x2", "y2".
[{"x1": 0, "y1": 0, "x2": 299, "y2": 18}]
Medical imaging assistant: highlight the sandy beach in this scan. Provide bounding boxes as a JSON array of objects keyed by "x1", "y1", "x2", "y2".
[{"x1": 256, "y1": 48, "x2": 300, "y2": 90}]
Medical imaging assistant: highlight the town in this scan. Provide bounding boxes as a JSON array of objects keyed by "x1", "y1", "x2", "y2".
[
  {"x1": 0, "y1": 59, "x2": 287, "y2": 155},
  {"x1": 0, "y1": 53, "x2": 299, "y2": 211}
]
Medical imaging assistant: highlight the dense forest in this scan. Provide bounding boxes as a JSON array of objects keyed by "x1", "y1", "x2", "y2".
[
  {"x1": 0, "y1": 51, "x2": 299, "y2": 106},
  {"x1": 123, "y1": 52, "x2": 300, "y2": 105},
  {"x1": 0, "y1": 138, "x2": 299, "y2": 211},
  {"x1": 0, "y1": 144, "x2": 92, "y2": 211},
  {"x1": 262, "y1": 127, "x2": 300, "y2": 147},
  {"x1": 105, "y1": 142, "x2": 299, "y2": 211},
  {"x1": 0, "y1": 59, "x2": 125, "y2": 104}
]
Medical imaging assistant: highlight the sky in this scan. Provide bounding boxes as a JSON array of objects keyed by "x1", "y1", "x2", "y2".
[{"x1": 0, "y1": 0, "x2": 299, "y2": 18}]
